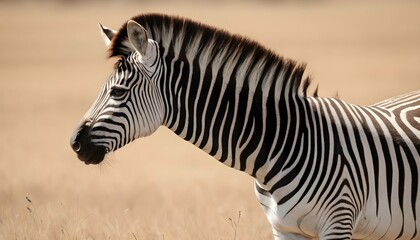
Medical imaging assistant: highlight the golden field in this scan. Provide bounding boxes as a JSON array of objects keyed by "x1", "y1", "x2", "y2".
[{"x1": 0, "y1": 1, "x2": 419, "y2": 239}]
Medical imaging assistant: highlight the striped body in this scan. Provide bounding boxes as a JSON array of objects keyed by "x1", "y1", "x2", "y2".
[
  {"x1": 256, "y1": 91, "x2": 420, "y2": 239},
  {"x1": 70, "y1": 14, "x2": 420, "y2": 239}
]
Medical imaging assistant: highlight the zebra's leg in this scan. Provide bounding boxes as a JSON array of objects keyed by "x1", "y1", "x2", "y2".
[
  {"x1": 273, "y1": 231, "x2": 311, "y2": 240},
  {"x1": 318, "y1": 230, "x2": 352, "y2": 240},
  {"x1": 317, "y1": 211, "x2": 355, "y2": 240},
  {"x1": 254, "y1": 182, "x2": 311, "y2": 240},
  {"x1": 254, "y1": 181, "x2": 281, "y2": 236}
]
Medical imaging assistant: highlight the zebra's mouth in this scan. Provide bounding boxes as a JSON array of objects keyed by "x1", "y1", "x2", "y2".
[{"x1": 76, "y1": 145, "x2": 107, "y2": 165}]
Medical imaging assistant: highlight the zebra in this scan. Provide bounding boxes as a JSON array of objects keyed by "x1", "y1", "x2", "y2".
[{"x1": 70, "y1": 14, "x2": 420, "y2": 239}]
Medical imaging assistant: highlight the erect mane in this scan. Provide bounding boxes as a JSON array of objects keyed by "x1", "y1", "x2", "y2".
[{"x1": 109, "y1": 13, "x2": 313, "y2": 96}]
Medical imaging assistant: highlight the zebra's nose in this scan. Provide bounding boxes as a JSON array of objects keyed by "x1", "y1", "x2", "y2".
[
  {"x1": 70, "y1": 121, "x2": 91, "y2": 154},
  {"x1": 71, "y1": 140, "x2": 82, "y2": 153}
]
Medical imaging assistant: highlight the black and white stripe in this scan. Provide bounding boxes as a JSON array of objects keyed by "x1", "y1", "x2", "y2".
[
  {"x1": 71, "y1": 14, "x2": 420, "y2": 239},
  {"x1": 83, "y1": 51, "x2": 165, "y2": 153}
]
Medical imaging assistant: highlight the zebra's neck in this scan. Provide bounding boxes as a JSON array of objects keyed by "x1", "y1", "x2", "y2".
[
  {"x1": 114, "y1": 14, "x2": 311, "y2": 180},
  {"x1": 158, "y1": 31, "x2": 309, "y2": 181}
]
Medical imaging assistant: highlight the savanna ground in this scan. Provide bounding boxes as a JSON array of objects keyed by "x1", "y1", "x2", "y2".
[{"x1": 0, "y1": 1, "x2": 419, "y2": 239}]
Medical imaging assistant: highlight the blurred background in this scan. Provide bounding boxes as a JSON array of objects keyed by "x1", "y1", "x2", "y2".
[{"x1": 0, "y1": 0, "x2": 419, "y2": 239}]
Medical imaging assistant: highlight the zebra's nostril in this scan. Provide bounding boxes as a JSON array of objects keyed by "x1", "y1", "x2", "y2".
[{"x1": 72, "y1": 141, "x2": 82, "y2": 153}]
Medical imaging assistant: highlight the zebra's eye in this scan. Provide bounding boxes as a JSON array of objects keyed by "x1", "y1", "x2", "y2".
[{"x1": 110, "y1": 87, "x2": 127, "y2": 98}]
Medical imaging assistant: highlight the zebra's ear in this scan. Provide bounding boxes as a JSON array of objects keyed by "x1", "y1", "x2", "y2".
[
  {"x1": 127, "y1": 20, "x2": 149, "y2": 56},
  {"x1": 98, "y1": 23, "x2": 116, "y2": 47}
]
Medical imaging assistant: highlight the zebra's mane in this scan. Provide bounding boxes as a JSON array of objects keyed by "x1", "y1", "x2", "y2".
[{"x1": 109, "y1": 13, "x2": 312, "y2": 97}]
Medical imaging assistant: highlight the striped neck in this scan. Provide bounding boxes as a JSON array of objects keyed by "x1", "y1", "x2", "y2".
[
  {"x1": 156, "y1": 30, "x2": 308, "y2": 180},
  {"x1": 110, "y1": 14, "x2": 310, "y2": 179},
  {"x1": 162, "y1": 51, "x2": 304, "y2": 179}
]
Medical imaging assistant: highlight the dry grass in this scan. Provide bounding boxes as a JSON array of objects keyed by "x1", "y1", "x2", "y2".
[{"x1": 0, "y1": 1, "x2": 419, "y2": 239}]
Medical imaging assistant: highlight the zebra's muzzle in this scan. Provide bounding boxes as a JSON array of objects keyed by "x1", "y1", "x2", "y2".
[{"x1": 70, "y1": 122, "x2": 107, "y2": 165}]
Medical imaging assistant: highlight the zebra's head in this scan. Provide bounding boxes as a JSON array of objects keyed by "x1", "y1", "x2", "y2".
[{"x1": 70, "y1": 20, "x2": 164, "y2": 164}]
